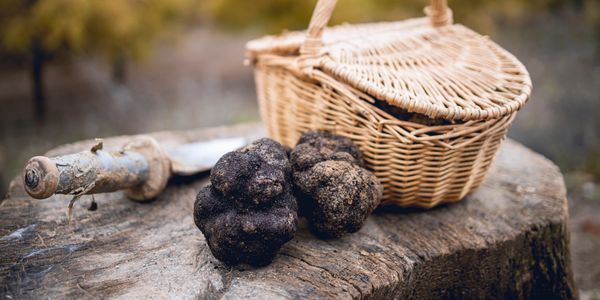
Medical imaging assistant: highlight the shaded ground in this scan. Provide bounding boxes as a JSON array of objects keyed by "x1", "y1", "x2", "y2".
[
  {"x1": 0, "y1": 11, "x2": 598, "y2": 298},
  {"x1": 570, "y1": 193, "x2": 600, "y2": 300}
]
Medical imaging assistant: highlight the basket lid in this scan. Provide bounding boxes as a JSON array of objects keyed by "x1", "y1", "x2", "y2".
[{"x1": 246, "y1": 1, "x2": 532, "y2": 121}]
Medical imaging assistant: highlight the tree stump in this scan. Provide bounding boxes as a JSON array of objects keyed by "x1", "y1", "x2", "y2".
[{"x1": 0, "y1": 123, "x2": 576, "y2": 299}]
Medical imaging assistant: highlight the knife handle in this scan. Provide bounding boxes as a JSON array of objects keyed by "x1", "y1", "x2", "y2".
[{"x1": 23, "y1": 136, "x2": 171, "y2": 201}]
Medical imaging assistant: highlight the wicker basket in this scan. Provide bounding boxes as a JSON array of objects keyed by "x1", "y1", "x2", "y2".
[{"x1": 245, "y1": 0, "x2": 532, "y2": 208}]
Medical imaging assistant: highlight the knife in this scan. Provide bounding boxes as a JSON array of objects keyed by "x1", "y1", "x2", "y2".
[{"x1": 23, "y1": 135, "x2": 249, "y2": 201}]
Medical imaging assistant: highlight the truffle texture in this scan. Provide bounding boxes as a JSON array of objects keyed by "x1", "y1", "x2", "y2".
[
  {"x1": 291, "y1": 131, "x2": 365, "y2": 171},
  {"x1": 194, "y1": 138, "x2": 298, "y2": 266},
  {"x1": 291, "y1": 131, "x2": 383, "y2": 238}
]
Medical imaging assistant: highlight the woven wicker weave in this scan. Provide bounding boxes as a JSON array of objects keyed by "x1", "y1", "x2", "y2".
[{"x1": 246, "y1": 0, "x2": 532, "y2": 208}]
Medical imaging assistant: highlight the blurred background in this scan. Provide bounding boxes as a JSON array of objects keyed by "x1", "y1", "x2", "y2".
[{"x1": 0, "y1": 0, "x2": 598, "y2": 296}]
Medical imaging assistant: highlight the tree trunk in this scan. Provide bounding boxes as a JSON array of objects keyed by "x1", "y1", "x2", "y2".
[
  {"x1": 0, "y1": 124, "x2": 578, "y2": 299},
  {"x1": 31, "y1": 42, "x2": 45, "y2": 121},
  {"x1": 112, "y1": 53, "x2": 127, "y2": 84}
]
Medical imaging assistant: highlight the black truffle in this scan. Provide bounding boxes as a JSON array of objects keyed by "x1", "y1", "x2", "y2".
[
  {"x1": 194, "y1": 138, "x2": 298, "y2": 266},
  {"x1": 291, "y1": 131, "x2": 365, "y2": 170},
  {"x1": 291, "y1": 131, "x2": 383, "y2": 238}
]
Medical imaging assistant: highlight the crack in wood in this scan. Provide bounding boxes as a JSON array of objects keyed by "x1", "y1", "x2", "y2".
[{"x1": 279, "y1": 251, "x2": 363, "y2": 299}]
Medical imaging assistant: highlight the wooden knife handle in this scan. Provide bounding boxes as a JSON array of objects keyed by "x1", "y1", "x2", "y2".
[{"x1": 23, "y1": 136, "x2": 171, "y2": 201}]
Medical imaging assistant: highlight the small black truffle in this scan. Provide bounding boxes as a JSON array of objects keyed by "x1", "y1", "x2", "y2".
[
  {"x1": 194, "y1": 138, "x2": 298, "y2": 266},
  {"x1": 291, "y1": 131, "x2": 383, "y2": 238}
]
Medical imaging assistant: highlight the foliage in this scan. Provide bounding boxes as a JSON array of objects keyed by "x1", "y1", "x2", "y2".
[
  {"x1": 205, "y1": 0, "x2": 595, "y2": 35},
  {"x1": 0, "y1": 0, "x2": 199, "y2": 61},
  {"x1": 1, "y1": 0, "x2": 595, "y2": 59}
]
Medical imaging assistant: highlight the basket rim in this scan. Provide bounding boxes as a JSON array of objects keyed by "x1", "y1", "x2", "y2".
[{"x1": 246, "y1": 18, "x2": 532, "y2": 122}]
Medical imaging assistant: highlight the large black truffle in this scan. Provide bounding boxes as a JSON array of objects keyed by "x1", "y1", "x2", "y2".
[
  {"x1": 291, "y1": 131, "x2": 383, "y2": 238},
  {"x1": 194, "y1": 138, "x2": 298, "y2": 266}
]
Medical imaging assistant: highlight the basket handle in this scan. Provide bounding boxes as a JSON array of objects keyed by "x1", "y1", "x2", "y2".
[{"x1": 299, "y1": 0, "x2": 453, "y2": 71}]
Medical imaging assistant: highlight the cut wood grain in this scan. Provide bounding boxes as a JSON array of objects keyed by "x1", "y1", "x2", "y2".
[{"x1": 0, "y1": 123, "x2": 576, "y2": 299}]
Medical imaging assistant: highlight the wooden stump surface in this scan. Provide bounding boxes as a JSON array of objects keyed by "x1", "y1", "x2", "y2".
[{"x1": 0, "y1": 123, "x2": 576, "y2": 299}]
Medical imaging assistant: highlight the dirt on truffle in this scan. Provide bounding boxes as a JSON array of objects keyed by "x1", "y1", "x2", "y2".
[
  {"x1": 194, "y1": 138, "x2": 298, "y2": 266},
  {"x1": 291, "y1": 131, "x2": 383, "y2": 239}
]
